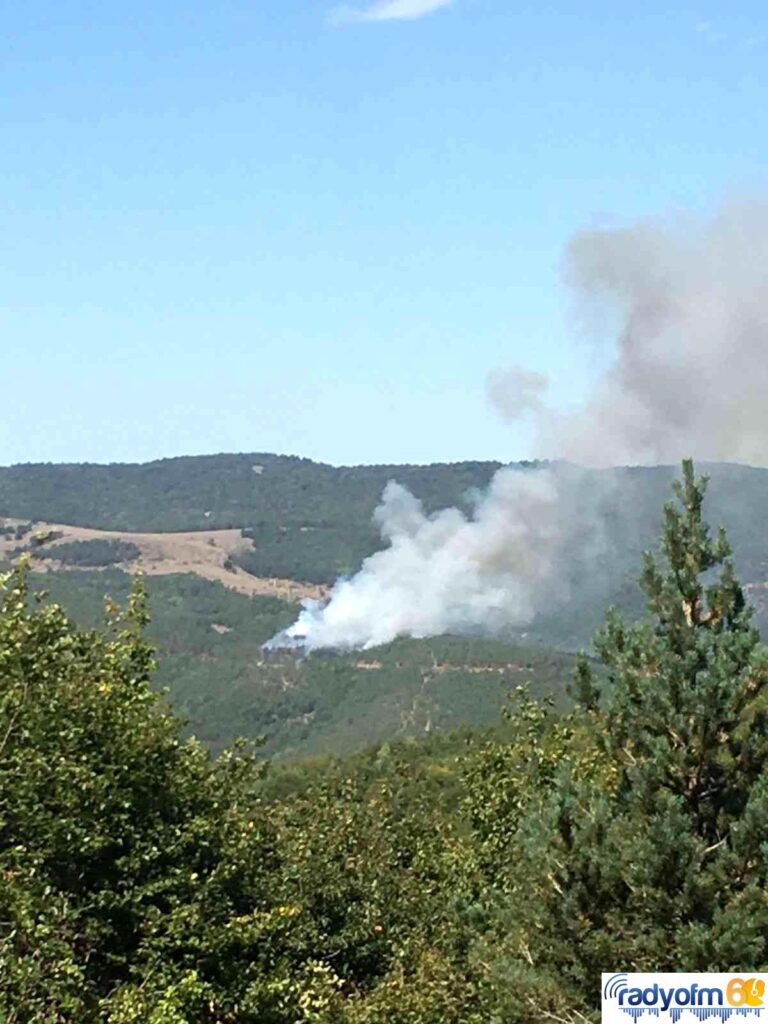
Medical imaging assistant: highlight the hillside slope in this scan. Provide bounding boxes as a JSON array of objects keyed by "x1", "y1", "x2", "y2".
[
  {"x1": 6, "y1": 454, "x2": 767, "y2": 633},
  {"x1": 0, "y1": 519, "x2": 325, "y2": 602},
  {"x1": 28, "y1": 567, "x2": 575, "y2": 757},
  {"x1": 2, "y1": 455, "x2": 767, "y2": 580},
  {"x1": 3, "y1": 454, "x2": 768, "y2": 757},
  {"x1": 0, "y1": 455, "x2": 507, "y2": 582}
]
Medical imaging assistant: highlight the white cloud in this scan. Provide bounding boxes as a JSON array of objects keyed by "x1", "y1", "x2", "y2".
[{"x1": 330, "y1": 0, "x2": 452, "y2": 25}]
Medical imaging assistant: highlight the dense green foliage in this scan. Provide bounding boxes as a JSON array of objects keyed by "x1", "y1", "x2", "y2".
[
  {"x1": 462, "y1": 462, "x2": 768, "y2": 1019},
  {"x1": 4, "y1": 462, "x2": 768, "y2": 1022},
  {"x1": 0, "y1": 455, "x2": 507, "y2": 533},
  {"x1": 34, "y1": 539, "x2": 142, "y2": 567},
  {"x1": 26, "y1": 568, "x2": 575, "y2": 755},
  {"x1": 0, "y1": 564, "x2": 483, "y2": 1022},
  {"x1": 236, "y1": 523, "x2": 380, "y2": 586}
]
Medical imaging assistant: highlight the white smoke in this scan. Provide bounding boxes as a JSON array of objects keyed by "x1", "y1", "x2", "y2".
[
  {"x1": 269, "y1": 198, "x2": 768, "y2": 652},
  {"x1": 266, "y1": 468, "x2": 562, "y2": 652}
]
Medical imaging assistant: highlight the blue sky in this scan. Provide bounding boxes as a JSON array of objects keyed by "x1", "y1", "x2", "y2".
[{"x1": 1, "y1": 0, "x2": 766, "y2": 466}]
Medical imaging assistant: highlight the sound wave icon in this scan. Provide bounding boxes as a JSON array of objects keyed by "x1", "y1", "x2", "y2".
[
  {"x1": 619, "y1": 1008, "x2": 763, "y2": 1022},
  {"x1": 605, "y1": 975, "x2": 629, "y2": 1000}
]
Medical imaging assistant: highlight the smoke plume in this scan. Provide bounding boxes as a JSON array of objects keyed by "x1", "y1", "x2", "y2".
[
  {"x1": 266, "y1": 468, "x2": 563, "y2": 651},
  {"x1": 492, "y1": 200, "x2": 768, "y2": 466},
  {"x1": 269, "y1": 199, "x2": 768, "y2": 651}
]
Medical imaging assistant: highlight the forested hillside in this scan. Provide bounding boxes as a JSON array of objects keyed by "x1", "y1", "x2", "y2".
[
  {"x1": 0, "y1": 455, "x2": 507, "y2": 582},
  {"x1": 3, "y1": 455, "x2": 768, "y2": 755},
  {"x1": 5, "y1": 463, "x2": 768, "y2": 1022},
  {"x1": 28, "y1": 568, "x2": 576, "y2": 756},
  {"x1": 2, "y1": 454, "x2": 768, "y2": 592}
]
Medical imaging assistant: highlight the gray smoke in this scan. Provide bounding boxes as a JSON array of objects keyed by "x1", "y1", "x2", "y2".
[
  {"x1": 270, "y1": 198, "x2": 768, "y2": 651},
  {"x1": 492, "y1": 200, "x2": 768, "y2": 466}
]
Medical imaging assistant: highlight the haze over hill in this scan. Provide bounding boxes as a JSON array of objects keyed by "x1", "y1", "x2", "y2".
[
  {"x1": 2, "y1": 452, "x2": 768, "y2": 755},
  {"x1": 4, "y1": 454, "x2": 768, "y2": 640},
  {"x1": 6, "y1": 201, "x2": 768, "y2": 654},
  {"x1": 261, "y1": 201, "x2": 768, "y2": 651}
]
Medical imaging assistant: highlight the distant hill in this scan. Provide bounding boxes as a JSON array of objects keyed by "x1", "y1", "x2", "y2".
[
  {"x1": 2, "y1": 452, "x2": 768, "y2": 608},
  {"x1": 3, "y1": 453, "x2": 768, "y2": 756},
  {"x1": 0, "y1": 454, "x2": 511, "y2": 583},
  {"x1": 3, "y1": 453, "x2": 768, "y2": 589},
  {"x1": 0, "y1": 454, "x2": 508, "y2": 531},
  {"x1": 0, "y1": 518, "x2": 325, "y2": 603}
]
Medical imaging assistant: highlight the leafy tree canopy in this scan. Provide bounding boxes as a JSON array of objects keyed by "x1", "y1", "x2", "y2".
[
  {"x1": 4, "y1": 462, "x2": 768, "y2": 1023},
  {"x1": 465, "y1": 461, "x2": 768, "y2": 1021}
]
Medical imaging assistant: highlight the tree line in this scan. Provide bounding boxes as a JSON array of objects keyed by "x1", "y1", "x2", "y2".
[{"x1": 2, "y1": 461, "x2": 768, "y2": 1022}]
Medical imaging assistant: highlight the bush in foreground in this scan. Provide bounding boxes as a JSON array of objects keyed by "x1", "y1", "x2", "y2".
[{"x1": 3, "y1": 461, "x2": 768, "y2": 1023}]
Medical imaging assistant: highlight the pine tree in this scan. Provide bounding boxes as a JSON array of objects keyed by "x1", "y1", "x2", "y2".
[
  {"x1": 592, "y1": 458, "x2": 768, "y2": 847},
  {"x1": 472, "y1": 461, "x2": 768, "y2": 1021},
  {"x1": 574, "y1": 459, "x2": 768, "y2": 971}
]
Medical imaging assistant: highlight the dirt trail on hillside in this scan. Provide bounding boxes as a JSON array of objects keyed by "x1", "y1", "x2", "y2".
[{"x1": 0, "y1": 521, "x2": 327, "y2": 603}]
